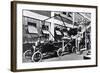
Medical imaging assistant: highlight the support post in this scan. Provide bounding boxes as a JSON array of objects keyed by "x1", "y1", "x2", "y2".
[{"x1": 49, "y1": 12, "x2": 55, "y2": 41}]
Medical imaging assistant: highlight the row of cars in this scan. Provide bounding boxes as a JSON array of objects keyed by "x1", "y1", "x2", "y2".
[{"x1": 23, "y1": 36, "x2": 82, "y2": 62}]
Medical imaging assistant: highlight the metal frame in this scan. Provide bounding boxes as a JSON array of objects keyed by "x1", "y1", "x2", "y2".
[{"x1": 11, "y1": 1, "x2": 98, "y2": 72}]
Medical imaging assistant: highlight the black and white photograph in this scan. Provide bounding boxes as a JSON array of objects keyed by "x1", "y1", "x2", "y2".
[
  {"x1": 11, "y1": 1, "x2": 97, "y2": 71},
  {"x1": 22, "y1": 10, "x2": 91, "y2": 62}
]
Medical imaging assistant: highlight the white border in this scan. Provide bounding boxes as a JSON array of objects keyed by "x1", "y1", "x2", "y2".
[{"x1": 17, "y1": 3, "x2": 96, "y2": 69}]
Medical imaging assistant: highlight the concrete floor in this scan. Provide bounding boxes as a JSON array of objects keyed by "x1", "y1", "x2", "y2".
[
  {"x1": 42, "y1": 50, "x2": 90, "y2": 62},
  {"x1": 42, "y1": 53, "x2": 84, "y2": 62}
]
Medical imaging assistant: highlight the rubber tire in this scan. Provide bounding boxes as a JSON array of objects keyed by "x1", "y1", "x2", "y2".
[
  {"x1": 23, "y1": 50, "x2": 33, "y2": 60},
  {"x1": 32, "y1": 51, "x2": 43, "y2": 62},
  {"x1": 57, "y1": 48, "x2": 63, "y2": 57}
]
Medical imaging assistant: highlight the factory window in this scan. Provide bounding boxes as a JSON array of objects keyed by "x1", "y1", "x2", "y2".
[{"x1": 28, "y1": 22, "x2": 38, "y2": 34}]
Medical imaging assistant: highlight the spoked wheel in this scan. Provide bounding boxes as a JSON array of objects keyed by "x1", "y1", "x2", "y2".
[
  {"x1": 57, "y1": 48, "x2": 63, "y2": 56},
  {"x1": 32, "y1": 51, "x2": 43, "y2": 62},
  {"x1": 23, "y1": 50, "x2": 33, "y2": 61}
]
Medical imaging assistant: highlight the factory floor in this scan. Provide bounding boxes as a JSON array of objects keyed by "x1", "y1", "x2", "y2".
[
  {"x1": 42, "y1": 51, "x2": 87, "y2": 62},
  {"x1": 23, "y1": 50, "x2": 90, "y2": 63}
]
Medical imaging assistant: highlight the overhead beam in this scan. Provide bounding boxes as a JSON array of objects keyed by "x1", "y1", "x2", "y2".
[{"x1": 78, "y1": 13, "x2": 91, "y2": 21}]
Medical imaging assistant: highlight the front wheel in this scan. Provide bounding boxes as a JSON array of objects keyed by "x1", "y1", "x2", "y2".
[{"x1": 32, "y1": 51, "x2": 43, "y2": 62}]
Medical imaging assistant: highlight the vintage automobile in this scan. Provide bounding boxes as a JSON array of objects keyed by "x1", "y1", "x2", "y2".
[{"x1": 23, "y1": 40, "x2": 63, "y2": 62}]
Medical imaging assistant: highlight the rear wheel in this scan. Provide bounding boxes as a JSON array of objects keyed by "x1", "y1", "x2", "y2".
[
  {"x1": 32, "y1": 51, "x2": 43, "y2": 62},
  {"x1": 57, "y1": 48, "x2": 63, "y2": 56},
  {"x1": 23, "y1": 50, "x2": 33, "y2": 61}
]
